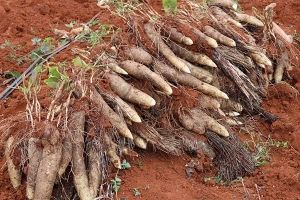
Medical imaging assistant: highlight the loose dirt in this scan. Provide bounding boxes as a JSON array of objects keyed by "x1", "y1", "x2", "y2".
[{"x1": 0, "y1": 0, "x2": 300, "y2": 199}]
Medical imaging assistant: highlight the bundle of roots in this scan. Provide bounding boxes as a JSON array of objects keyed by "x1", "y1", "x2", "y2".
[{"x1": 1, "y1": 0, "x2": 298, "y2": 199}]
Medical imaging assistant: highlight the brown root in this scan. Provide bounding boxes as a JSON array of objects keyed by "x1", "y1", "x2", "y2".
[
  {"x1": 5, "y1": 136, "x2": 21, "y2": 189},
  {"x1": 26, "y1": 138, "x2": 42, "y2": 199},
  {"x1": 34, "y1": 122, "x2": 62, "y2": 200},
  {"x1": 70, "y1": 111, "x2": 93, "y2": 200}
]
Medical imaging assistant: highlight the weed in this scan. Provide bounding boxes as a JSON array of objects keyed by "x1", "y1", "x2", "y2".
[
  {"x1": 204, "y1": 176, "x2": 243, "y2": 185},
  {"x1": 137, "y1": 161, "x2": 143, "y2": 166},
  {"x1": 108, "y1": 0, "x2": 140, "y2": 20},
  {"x1": 240, "y1": 125, "x2": 273, "y2": 166},
  {"x1": 133, "y1": 185, "x2": 149, "y2": 196},
  {"x1": 111, "y1": 159, "x2": 131, "y2": 199},
  {"x1": 0, "y1": 40, "x2": 11, "y2": 49},
  {"x1": 65, "y1": 21, "x2": 77, "y2": 29},
  {"x1": 74, "y1": 24, "x2": 114, "y2": 48},
  {"x1": 162, "y1": 0, "x2": 177, "y2": 15},
  {"x1": 30, "y1": 37, "x2": 55, "y2": 60},
  {"x1": 275, "y1": 141, "x2": 288, "y2": 148},
  {"x1": 8, "y1": 54, "x2": 28, "y2": 65},
  {"x1": 111, "y1": 176, "x2": 122, "y2": 194},
  {"x1": 133, "y1": 188, "x2": 140, "y2": 196}
]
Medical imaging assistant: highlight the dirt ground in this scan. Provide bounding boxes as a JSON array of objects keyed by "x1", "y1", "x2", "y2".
[{"x1": 0, "y1": 0, "x2": 300, "y2": 199}]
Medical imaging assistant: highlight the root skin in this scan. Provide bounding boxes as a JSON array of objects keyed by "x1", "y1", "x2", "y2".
[
  {"x1": 124, "y1": 46, "x2": 153, "y2": 66},
  {"x1": 275, "y1": 49, "x2": 289, "y2": 83},
  {"x1": 26, "y1": 138, "x2": 42, "y2": 199},
  {"x1": 91, "y1": 86, "x2": 133, "y2": 139},
  {"x1": 132, "y1": 133, "x2": 147, "y2": 149},
  {"x1": 143, "y1": 22, "x2": 191, "y2": 73},
  {"x1": 211, "y1": 0, "x2": 237, "y2": 10},
  {"x1": 179, "y1": 108, "x2": 229, "y2": 137},
  {"x1": 106, "y1": 73, "x2": 156, "y2": 107},
  {"x1": 168, "y1": 42, "x2": 217, "y2": 68},
  {"x1": 98, "y1": 87, "x2": 142, "y2": 123},
  {"x1": 153, "y1": 59, "x2": 228, "y2": 99},
  {"x1": 119, "y1": 60, "x2": 173, "y2": 95},
  {"x1": 164, "y1": 27, "x2": 193, "y2": 45},
  {"x1": 5, "y1": 136, "x2": 21, "y2": 189},
  {"x1": 87, "y1": 142, "x2": 101, "y2": 198},
  {"x1": 180, "y1": 58, "x2": 214, "y2": 83},
  {"x1": 34, "y1": 122, "x2": 62, "y2": 200},
  {"x1": 57, "y1": 130, "x2": 73, "y2": 178},
  {"x1": 103, "y1": 133, "x2": 121, "y2": 169},
  {"x1": 203, "y1": 25, "x2": 236, "y2": 47},
  {"x1": 233, "y1": 12, "x2": 264, "y2": 27},
  {"x1": 70, "y1": 111, "x2": 93, "y2": 200}
]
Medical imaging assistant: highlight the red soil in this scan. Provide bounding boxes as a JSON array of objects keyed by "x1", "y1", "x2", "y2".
[{"x1": 0, "y1": 0, "x2": 300, "y2": 199}]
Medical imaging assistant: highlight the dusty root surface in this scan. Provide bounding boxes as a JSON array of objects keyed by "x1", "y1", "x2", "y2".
[{"x1": 0, "y1": 0, "x2": 300, "y2": 199}]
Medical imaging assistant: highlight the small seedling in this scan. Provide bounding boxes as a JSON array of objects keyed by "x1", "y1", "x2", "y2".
[
  {"x1": 121, "y1": 159, "x2": 131, "y2": 169},
  {"x1": 275, "y1": 141, "x2": 288, "y2": 148},
  {"x1": 162, "y1": 0, "x2": 177, "y2": 15},
  {"x1": 31, "y1": 37, "x2": 42, "y2": 45},
  {"x1": 204, "y1": 176, "x2": 243, "y2": 185},
  {"x1": 111, "y1": 176, "x2": 122, "y2": 194},
  {"x1": 111, "y1": 159, "x2": 131, "y2": 199},
  {"x1": 65, "y1": 21, "x2": 77, "y2": 28},
  {"x1": 137, "y1": 161, "x2": 143, "y2": 166},
  {"x1": 133, "y1": 188, "x2": 140, "y2": 196},
  {"x1": 30, "y1": 37, "x2": 55, "y2": 60}
]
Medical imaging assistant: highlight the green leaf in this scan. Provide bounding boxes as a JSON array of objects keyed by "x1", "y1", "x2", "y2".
[
  {"x1": 121, "y1": 159, "x2": 131, "y2": 169},
  {"x1": 65, "y1": 21, "x2": 76, "y2": 28},
  {"x1": 261, "y1": 160, "x2": 268, "y2": 165},
  {"x1": 49, "y1": 67, "x2": 61, "y2": 79},
  {"x1": 44, "y1": 77, "x2": 60, "y2": 88},
  {"x1": 72, "y1": 56, "x2": 88, "y2": 68},
  {"x1": 44, "y1": 67, "x2": 62, "y2": 88},
  {"x1": 4, "y1": 71, "x2": 21, "y2": 79},
  {"x1": 30, "y1": 65, "x2": 43, "y2": 83},
  {"x1": 162, "y1": 0, "x2": 177, "y2": 14},
  {"x1": 113, "y1": 185, "x2": 120, "y2": 193},
  {"x1": 31, "y1": 37, "x2": 41, "y2": 45},
  {"x1": 115, "y1": 177, "x2": 121, "y2": 183}
]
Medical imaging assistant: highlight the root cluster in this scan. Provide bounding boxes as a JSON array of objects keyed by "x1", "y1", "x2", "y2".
[{"x1": 1, "y1": 1, "x2": 298, "y2": 199}]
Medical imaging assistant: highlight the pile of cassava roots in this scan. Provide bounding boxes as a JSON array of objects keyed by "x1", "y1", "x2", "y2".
[{"x1": 1, "y1": 0, "x2": 298, "y2": 199}]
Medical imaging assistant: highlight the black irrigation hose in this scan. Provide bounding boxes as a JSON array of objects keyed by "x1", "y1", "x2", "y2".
[{"x1": 0, "y1": 40, "x2": 71, "y2": 100}]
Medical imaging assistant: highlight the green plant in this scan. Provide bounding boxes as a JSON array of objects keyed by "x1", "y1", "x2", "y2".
[
  {"x1": 8, "y1": 54, "x2": 28, "y2": 65},
  {"x1": 111, "y1": 159, "x2": 131, "y2": 199},
  {"x1": 111, "y1": 176, "x2": 122, "y2": 195},
  {"x1": 240, "y1": 125, "x2": 273, "y2": 166},
  {"x1": 162, "y1": 0, "x2": 177, "y2": 15},
  {"x1": 74, "y1": 24, "x2": 114, "y2": 47},
  {"x1": 30, "y1": 37, "x2": 55, "y2": 60},
  {"x1": 65, "y1": 21, "x2": 77, "y2": 28},
  {"x1": 108, "y1": 0, "x2": 140, "y2": 20},
  {"x1": 275, "y1": 141, "x2": 288, "y2": 148},
  {"x1": 132, "y1": 185, "x2": 149, "y2": 196},
  {"x1": 121, "y1": 159, "x2": 131, "y2": 169},
  {"x1": 204, "y1": 176, "x2": 243, "y2": 185},
  {"x1": 137, "y1": 161, "x2": 143, "y2": 166},
  {"x1": 3, "y1": 71, "x2": 21, "y2": 79},
  {"x1": 44, "y1": 62, "x2": 70, "y2": 89},
  {"x1": 133, "y1": 188, "x2": 140, "y2": 196}
]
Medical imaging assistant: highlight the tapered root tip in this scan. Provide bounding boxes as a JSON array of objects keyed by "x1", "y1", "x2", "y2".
[
  {"x1": 183, "y1": 37, "x2": 193, "y2": 45},
  {"x1": 232, "y1": 3, "x2": 237, "y2": 10}
]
